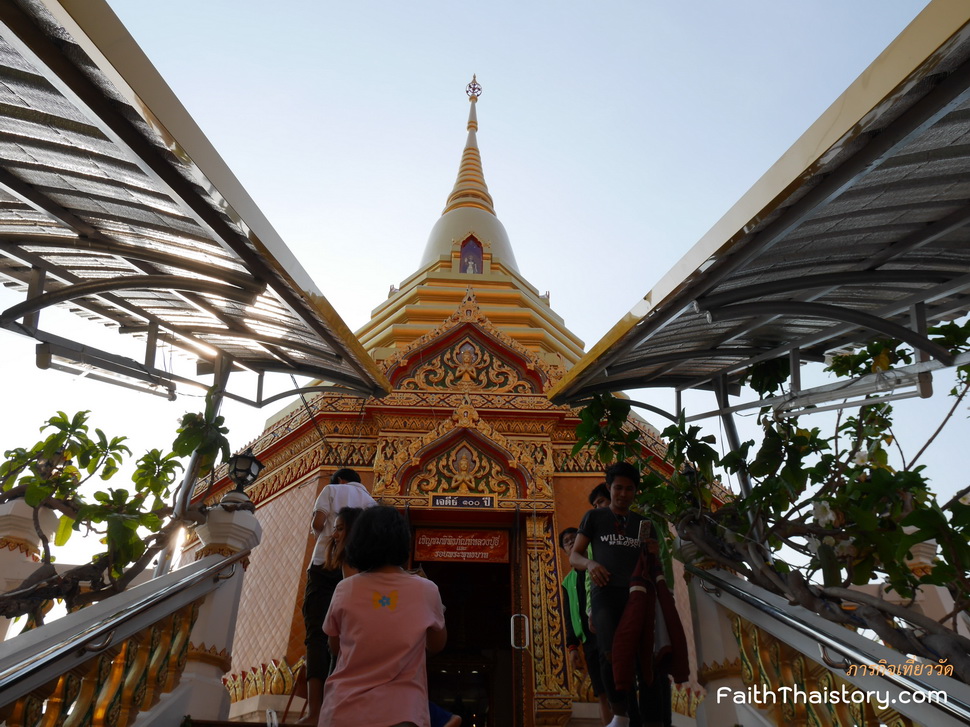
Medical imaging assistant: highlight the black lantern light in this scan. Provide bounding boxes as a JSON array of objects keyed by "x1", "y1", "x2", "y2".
[{"x1": 226, "y1": 447, "x2": 264, "y2": 493}]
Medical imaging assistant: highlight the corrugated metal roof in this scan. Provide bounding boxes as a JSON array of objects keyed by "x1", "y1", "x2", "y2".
[
  {"x1": 0, "y1": 0, "x2": 391, "y2": 403},
  {"x1": 550, "y1": 0, "x2": 970, "y2": 413}
]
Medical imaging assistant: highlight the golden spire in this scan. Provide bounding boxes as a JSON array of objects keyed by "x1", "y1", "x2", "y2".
[{"x1": 442, "y1": 75, "x2": 496, "y2": 216}]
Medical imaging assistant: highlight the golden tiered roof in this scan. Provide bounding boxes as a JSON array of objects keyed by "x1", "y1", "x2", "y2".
[{"x1": 356, "y1": 78, "x2": 585, "y2": 368}]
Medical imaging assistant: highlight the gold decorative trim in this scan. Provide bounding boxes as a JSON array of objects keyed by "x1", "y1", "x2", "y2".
[
  {"x1": 187, "y1": 642, "x2": 232, "y2": 672},
  {"x1": 0, "y1": 535, "x2": 40, "y2": 559},
  {"x1": 671, "y1": 683, "x2": 703, "y2": 718},
  {"x1": 526, "y1": 516, "x2": 571, "y2": 700},
  {"x1": 381, "y1": 290, "x2": 564, "y2": 388},
  {"x1": 195, "y1": 545, "x2": 250, "y2": 569},
  {"x1": 374, "y1": 399, "x2": 553, "y2": 500},
  {"x1": 533, "y1": 692, "x2": 572, "y2": 726},
  {"x1": 223, "y1": 658, "x2": 301, "y2": 702},
  {"x1": 698, "y1": 657, "x2": 743, "y2": 685}
]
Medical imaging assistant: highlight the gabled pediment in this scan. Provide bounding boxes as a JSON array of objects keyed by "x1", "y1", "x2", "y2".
[
  {"x1": 381, "y1": 290, "x2": 561, "y2": 393},
  {"x1": 372, "y1": 400, "x2": 553, "y2": 500}
]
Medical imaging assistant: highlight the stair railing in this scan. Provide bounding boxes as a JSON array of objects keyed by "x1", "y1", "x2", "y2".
[
  {"x1": 688, "y1": 564, "x2": 970, "y2": 726},
  {"x1": 0, "y1": 550, "x2": 249, "y2": 725}
]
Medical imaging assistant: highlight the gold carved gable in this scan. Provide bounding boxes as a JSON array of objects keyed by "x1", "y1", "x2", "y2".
[
  {"x1": 382, "y1": 290, "x2": 562, "y2": 393},
  {"x1": 408, "y1": 438, "x2": 518, "y2": 496},
  {"x1": 397, "y1": 334, "x2": 537, "y2": 393},
  {"x1": 373, "y1": 401, "x2": 553, "y2": 501}
]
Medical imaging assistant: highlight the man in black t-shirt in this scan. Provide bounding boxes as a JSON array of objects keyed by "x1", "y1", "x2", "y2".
[{"x1": 570, "y1": 462, "x2": 666, "y2": 727}]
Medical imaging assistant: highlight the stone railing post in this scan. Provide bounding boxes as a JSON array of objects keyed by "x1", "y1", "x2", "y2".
[
  {"x1": 0, "y1": 499, "x2": 58, "y2": 641},
  {"x1": 151, "y1": 490, "x2": 262, "y2": 723}
]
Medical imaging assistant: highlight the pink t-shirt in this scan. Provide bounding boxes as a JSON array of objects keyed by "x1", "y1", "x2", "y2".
[{"x1": 320, "y1": 570, "x2": 445, "y2": 727}]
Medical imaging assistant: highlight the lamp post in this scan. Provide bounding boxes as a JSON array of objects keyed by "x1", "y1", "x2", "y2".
[{"x1": 226, "y1": 447, "x2": 265, "y2": 493}]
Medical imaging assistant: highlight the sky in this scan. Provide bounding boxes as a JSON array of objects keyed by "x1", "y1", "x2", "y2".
[{"x1": 2, "y1": 0, "x2": 965, "y2": 556}]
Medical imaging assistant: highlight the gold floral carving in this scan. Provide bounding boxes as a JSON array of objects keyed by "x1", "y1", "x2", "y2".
[
  {"x1": 526, "y1": 516, "x2": 571, "y2": 700},
  {"x1": 410, "y1": 441, "x2": 517, "y2": 496},
  {"x1": 188, "y1": 642, "x2": 232, "y2": 672},
  {"x1": 226, "y1": 437, "x2": 376, "y2": 507},
  {"x1": 397, "y1": 336, "x2": 538, "y2": 394},
  {"x1": 374, "y1": 400, "x2": 552, "y2": 500},
  {"x1": 382, "y1": 290, "x2": 565, "y2": 389}
]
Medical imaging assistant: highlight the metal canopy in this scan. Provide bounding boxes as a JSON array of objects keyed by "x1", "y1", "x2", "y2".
[
  {"x1": 549, "y1": 0, "x2": 970, "y2": 415},
  {"x1": 0, "y1": 0, "x2": 391, "y2": 404}
]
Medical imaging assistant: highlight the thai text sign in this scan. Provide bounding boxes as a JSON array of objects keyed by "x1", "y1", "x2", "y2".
[
  {"x1": 415, "y1": 528, "x2": 509, "y2": 563},
  {"x1": 431, "y1": 494, "x2": 494, "y2": 508}
]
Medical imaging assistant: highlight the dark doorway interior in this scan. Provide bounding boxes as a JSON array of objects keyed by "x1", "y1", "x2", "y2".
[{"x1": 422, "y1": 560, "x2": 515, "y2": 727}]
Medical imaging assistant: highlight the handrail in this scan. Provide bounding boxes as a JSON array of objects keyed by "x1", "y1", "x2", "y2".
[
  {"x1": 0, "y1": 549, "x2": 250, "y2": 704},
  {"x1": 686, "y1": 564, "x2": 970, "y2": 723}
]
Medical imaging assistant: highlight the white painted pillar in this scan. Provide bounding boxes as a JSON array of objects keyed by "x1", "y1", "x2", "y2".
[
  {"x1": 147, "y1": 490, "x2": 262, "y2": 723},
  {"x1": 0, "y1": 499, "x2": 57, "y2": 641}
]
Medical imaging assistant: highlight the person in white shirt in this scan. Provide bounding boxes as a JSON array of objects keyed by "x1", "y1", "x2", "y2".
[{"x1": 299, "y1": 468, "x2": 377, "y2": 725}]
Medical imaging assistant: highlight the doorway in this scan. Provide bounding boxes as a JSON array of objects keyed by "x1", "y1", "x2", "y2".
[{"x1": 421, "y1": 560, "x2": 516, "y2": 727}]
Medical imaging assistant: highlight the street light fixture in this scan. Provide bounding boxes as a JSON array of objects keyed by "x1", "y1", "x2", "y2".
[{"x1": 226, "y1": 447, "x2": 264, "y2": 492}]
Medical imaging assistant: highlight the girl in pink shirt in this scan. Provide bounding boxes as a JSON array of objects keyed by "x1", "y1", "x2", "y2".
[{"x1": 321, "y1": 506, "x2": 447, "y2": 727}]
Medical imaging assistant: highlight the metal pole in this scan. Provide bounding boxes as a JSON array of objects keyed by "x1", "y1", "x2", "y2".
[
  {"x1": 715, "y1": 375, "x2": 752, "y2": 499},
  {"x1": 153, "y1": 356, "x2": 232, "y2": 577}
]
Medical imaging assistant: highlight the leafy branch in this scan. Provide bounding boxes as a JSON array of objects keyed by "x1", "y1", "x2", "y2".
[
  {"x1": 0, "y1": 393, "x2": 233, "y2": 626},
  {"x1": 572, "y1": 318, "x2": 970, "y2": 681}
]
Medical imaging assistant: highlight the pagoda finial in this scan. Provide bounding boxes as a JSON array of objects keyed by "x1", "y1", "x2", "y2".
[{"x1": 442, "y1": 75, "x2": 494, "y2": 216}]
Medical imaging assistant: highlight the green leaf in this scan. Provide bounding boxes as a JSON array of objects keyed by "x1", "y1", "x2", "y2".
[{"x1": 54, "y1": 514, "x2": 75, "y2": 547}]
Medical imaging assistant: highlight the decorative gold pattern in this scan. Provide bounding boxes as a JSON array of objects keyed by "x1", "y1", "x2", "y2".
[
  {"x1": 526, "y1": 515, "x2": 571, "y2": 702},
  {"x1": 729, "y1": 612, "x2": 916, "y2": 726},
  {"x1": 3, "y1": 599, "x2": 202, "y2": 727},
  {"x1": 698, "y1": 656, "x2": 743, "y2": 685},
  {"x1": 533, "y1": 693, "x2": 572, "y2": 726},
  {"x1": 375, "y1": 401, "x2": 552, "y2": 499},
  {"x1": 382, "y1": 291, "x2": 563, "y2": 388},
  {"x1": 0, "y1": 535, "x2": 40, "y2": 559},
  {"x1": 397, "y1": 336, "x2": 538, "y2": 394},
  {"x1": 195, "y1": 544, "x2": 251, "y2": 569},
  {"x1": 223, "y1": 657, "x2": 302, "y2": 702},
  {"x1": 409, "y1": 440, "x2": 518, "y2": 496},
  {"x1": 187, "y1": 642, "x2": 232, "y2": 672},
  {"x1": 671, "y1": 683, "x2": 703, "y2": 717}
]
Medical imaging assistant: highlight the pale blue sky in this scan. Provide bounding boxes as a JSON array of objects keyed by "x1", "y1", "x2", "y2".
[{"x1": 4, "y1": 1, "x2": 962, "y2": 516}]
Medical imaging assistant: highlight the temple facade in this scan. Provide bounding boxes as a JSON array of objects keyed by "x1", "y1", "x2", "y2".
[{"x1": 192, "y1": 79, "x2": 696, "y2": 726}]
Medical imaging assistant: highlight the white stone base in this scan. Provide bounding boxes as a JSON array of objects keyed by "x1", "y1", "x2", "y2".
[{"x1": 227, "y1": 694, "x2": 306, "y2": 723}]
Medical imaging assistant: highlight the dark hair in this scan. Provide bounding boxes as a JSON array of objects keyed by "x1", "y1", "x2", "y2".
[
  {"x1": 588, "y1": 482, "x2": 610, "y2": 506},
  {"x1": 605, "y1": 462, "x2": 640, "y2": 487},
  {"x1": 322, "y1": 506, "x2": 364, "y2": 570},
  {"x1": 558, "y1": 527, "x2": 578, "y2": 549},
  {"x1": 345, "y1": 505, "x2": 410, "y2": 571},
  {"x1": 330, "y1": 468, "x2": 362, "y2": 484}
]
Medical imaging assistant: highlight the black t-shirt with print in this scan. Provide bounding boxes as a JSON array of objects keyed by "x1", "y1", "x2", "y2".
[{"x1": 577, "y1": 506, "x2": 646, "y2": 591}]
